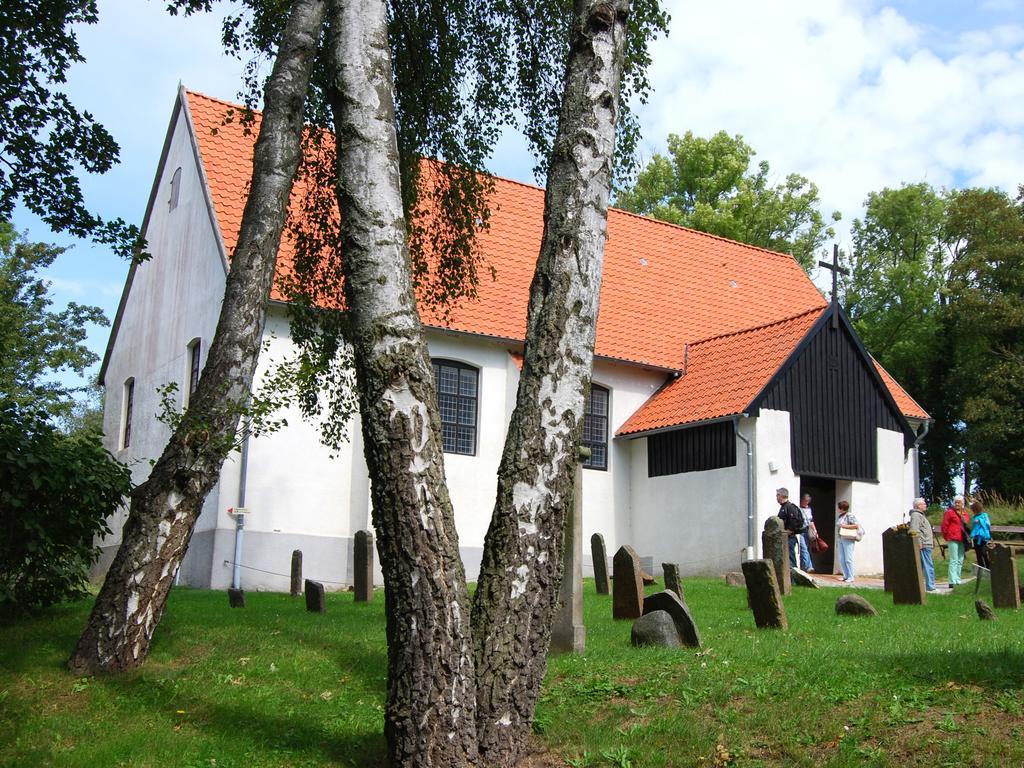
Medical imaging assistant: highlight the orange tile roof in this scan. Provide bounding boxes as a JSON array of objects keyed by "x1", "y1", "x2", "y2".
[
  {"x1": 617, "y1": 308, "x2": 825, "y2": 435},
  {"x1": 873, "y1": 359, "x2": 929, "y2": 420},
  {"x1": 183, "y1": 89, "x2": 928, "y2": 423}
]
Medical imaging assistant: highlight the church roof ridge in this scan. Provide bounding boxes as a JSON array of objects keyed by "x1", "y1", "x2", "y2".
[{"x1": 686, "y1": 305, "x2": 827, "y2": 348}]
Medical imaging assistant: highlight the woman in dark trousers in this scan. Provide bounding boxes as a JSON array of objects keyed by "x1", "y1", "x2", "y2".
[{"x1": 970, "y1": 499, "x2": 992, "y2": 570}]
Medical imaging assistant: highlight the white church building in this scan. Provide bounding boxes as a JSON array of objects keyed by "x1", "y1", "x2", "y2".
[{"x1": 96, "y1": 88, "x2": 931, "y2": 590}]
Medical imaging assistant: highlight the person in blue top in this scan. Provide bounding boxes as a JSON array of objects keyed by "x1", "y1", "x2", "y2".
[{"x1": 970, "y1": 499, "x2": 992, "y2": 570}]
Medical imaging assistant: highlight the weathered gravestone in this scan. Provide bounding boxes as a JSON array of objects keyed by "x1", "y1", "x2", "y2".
[
  {"x1": 551, "y1": 459, "x2": 586, "y2": 654},
  {"x1": 761, "y1": 517, "x2": 791, "y2": 595},
  {"x1": 305, "y1": 579, "x2": 326, "y2": 613},
  {"x1": 890, "y1": 530, "x2": 926, "y2": 605},
  {"x1": 591, "y1": 533, "x2": 609, "y2": 595},
  {"x1": 881, "y1": 527, "x2": 897, "y2": 593},
  {"x1": 642, "y1": 589, "x2": 700, "y2": 647},
  {"x1": 724, "y1": 571, "x2": 746, "y2": 587},
  {"x1": 791, "y1": 568, "x2": 818, "y2": 589},
  {"x1": 741, "y1": 558, "x2": 788, "y2": 630},
  {"x1": 975, "y1": 599, "x2": 997, "y2": 621},
  {"x1": 613, "y1": 545, "x2": 644, "y2": 620},
  {"x1": 835, "y1": 594, "x2": 877, "y2": 617},
  {"x1": 228, "y1": 588, "x2": 245, "y2": 608},
  {"x1": 662, "y1": 563, "x2": 684, "y2": 601},
  {"x1": 989, "y1": 544, "x2": 1021, "y2": 609},
  {"x1": 354, "y1": 530, "x2": 374, "y2": 602},
  {"x1": 631, "y1": 611, "x2": 680, "y2": 648},
  {"x1": 290, "y1": 550, "x2": 303, "y2": 597}
]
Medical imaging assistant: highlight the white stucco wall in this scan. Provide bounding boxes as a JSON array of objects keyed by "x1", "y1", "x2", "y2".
[{"x1": 752, "y1": 408, "x2": 800, "y2": 541}]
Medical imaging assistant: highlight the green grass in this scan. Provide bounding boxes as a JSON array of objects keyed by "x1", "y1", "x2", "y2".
[{"x1": 2, "y1": 579, "x2": 1022, "y2": 767}]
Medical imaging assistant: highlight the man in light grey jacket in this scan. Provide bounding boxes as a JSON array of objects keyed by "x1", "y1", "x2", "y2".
[{"x1": 909, "y1": 497, "x2": 937, "y2": 592}]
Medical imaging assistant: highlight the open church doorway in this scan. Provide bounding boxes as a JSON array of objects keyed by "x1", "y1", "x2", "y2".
[{"x1": 800, "y1": 477, "x2": 836, "y2": 574}]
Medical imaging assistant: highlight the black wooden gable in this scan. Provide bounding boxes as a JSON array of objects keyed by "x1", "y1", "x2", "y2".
[{"x1": 749, "y1": 303, "x2": 915, "y2": 482}]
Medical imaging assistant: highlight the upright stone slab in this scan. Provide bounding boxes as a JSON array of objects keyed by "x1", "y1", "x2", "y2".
[
  {"x1": 890, "y1": 530, "x2": 926, "y2": 605},
  {"x1": 290, "y1": 550, "x2": 303, "y2": 597},
  {"x1": 354, "y1": 530, "x2": 374, "y2": 602},
  {"x1": 591, "y1": 533, "x2": 609, "y2": 595},
  {"x1": 662, "y1": 563, "x2": 684, "y2": 601},
  {"x1": 642, "y1": 589, "x2": 700, "y2": 647},
  {"x1": 761, "y1": 517, "x2": 791, "y2": 595},
  {"x1": 881, "y1": 527, "x2": 898, "y2": 593},
  {"x1": 228, "y1": 588, "x2": 245, "y2": 608},
  {"x1": 741, "y1": 559, "x2": 788, "y2": 630},
  {"x1": 989, "y1": 544, "x2": 1021, "y2": 610},
  {"x1": 613, "y1": 545, "x2": 644, "y2": 620},
  {"x1": 551, "y1": 461, "x2": 586, "y2": 654},
  {"x1": 305, "y1": 579, "x2": 326, "y2": 613}
]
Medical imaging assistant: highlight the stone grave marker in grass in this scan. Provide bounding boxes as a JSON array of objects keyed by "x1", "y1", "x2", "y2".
[
  {"x1": 662, "y1": 562, "x2": 683, "y2": 600},
  {"x1": 882, "y1": 526, "x2": 897, "y2": 593},
  {"x1": 989, "y1": 544, "x2": 1021, "y2": 610},
  {"x1": 228, "y1": 588, "x2": 245, "y2": 608},
  {"x1": 550, "y1": 459, "x2": 586, "y2": 654},
  {"x1": 761, "y1": 516, "x2": 791, "y2": 596},
  {"x1": 741, "y1": 558, "x2": 788, "y2": 630},
  {"x1": 305, "y1": 580, "x2": 326, "y2": 613},
  {"x1": 354, "y1": 530, "x2": 373, "y2": 602},
  {"x1": 642, "y1": 589, "x2": 700, "y2": 647},
  {"x1": 591, "y1": 533, "x2": 609, "y2": 595},
  {"x1": 613, "y1": 545, "x2": 643, "y2": 620},
  {"x1": 290, "y1": 550, "x2": 302, "y2": 597},
  {"x1": 835, "y1": 594, "x2": 877, "y2": 616},
  {"x1": 631, "y1": 611, "x2": 680, "y2": 648},
  {"x1": 890, "y1": 529, "x2": 926, "y2": 605},
  {"x1": 792, "y1": 568, "x2": 818, "y2": 588}
]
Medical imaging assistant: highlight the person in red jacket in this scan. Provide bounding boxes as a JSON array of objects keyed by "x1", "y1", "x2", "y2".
[{"x1": 940, "y1": 495, "x2": 971, "y2": 587}]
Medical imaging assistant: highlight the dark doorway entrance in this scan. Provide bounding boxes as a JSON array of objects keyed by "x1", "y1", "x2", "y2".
[{"x1": 800, "y1": 477, "x2": 836, "y2": 574}]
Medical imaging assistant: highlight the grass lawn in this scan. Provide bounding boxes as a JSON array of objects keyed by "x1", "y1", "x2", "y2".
[{"x1": 1, "y1": 578, "x2": 1022, "y2": 767}]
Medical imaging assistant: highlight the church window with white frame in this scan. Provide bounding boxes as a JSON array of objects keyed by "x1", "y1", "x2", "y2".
[
  {"x1": 122, "y1": 378, "x2": 135, "y2": 449},
  {"x1": 186, "y1": 338, "x2": 201, "y2": 406},
  {"x1": 582, "y1": 384, "x2": 609, "y2": 470},
  {"x1": 432, "y1": 359, "x2": 477, "y2": 455}
]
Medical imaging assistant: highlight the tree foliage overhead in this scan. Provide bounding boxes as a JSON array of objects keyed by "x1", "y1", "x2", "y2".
[
  {"x1": 0, "y1": 0, "x2": 139, "y2": 257},
  {"x1": 0, "y1": 222, "x2": 107, "y2": 422},
  {"x1": 615, "y1": 130, "x2": 837, "y2": 270}
]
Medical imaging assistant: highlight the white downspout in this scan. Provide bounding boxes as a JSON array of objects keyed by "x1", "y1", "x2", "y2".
[
  {"x1": 735, "y1": 417, "x2": 754, "y2": 560},
  {"x1": 231, "y1": 416, "x2": 251, "y2": 590}
]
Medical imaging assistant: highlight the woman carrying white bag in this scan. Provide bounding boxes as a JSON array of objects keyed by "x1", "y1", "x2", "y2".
[{"x1": 836, "y1": 500, "x2": 864, "y2": 583}]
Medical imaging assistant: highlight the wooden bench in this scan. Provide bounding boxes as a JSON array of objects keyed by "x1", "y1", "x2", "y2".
[{"x1": 935, "y1": 525, "x2": 1024, "y2": 558}]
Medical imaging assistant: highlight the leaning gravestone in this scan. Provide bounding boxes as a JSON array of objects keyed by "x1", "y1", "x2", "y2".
[
  {"x1": 642, "y1": 589, "x2": 700, "y2": 647},
  {"x1": 741, "y1": 558, "x2": 788, "y2": 630},
  {"x1": 890, "y1": 529, "x2": 926, "y2": 605},
  {"x1": 305, "y1": 579, "x2": 326, "y2": 613},
  {"x1": 591, "y1": 533, "x2": 609, "y2": 595},
  {"x1": 354, "y1": 530, "x2": 374, "y2": 602},
  {"x1": 975, "y1": 599, "x2": 997, "y2": 621},
  {"x1": 630, "y1": 611, "x2": 680, "y2": 648},
  {"x1": 550, "y1": 457, "x2": 586, "y2": 654},
  {"x1": 662, "y1": 563, "x2": 684, "y2": 601},
  {"x1": 881, "y1": 527, "x2": 898, "y2": 593},
  {"x1": 761, "y1": 517, "x2": 791, "y2": 595},
  {"x1": 290, "y1": 550, "x2": 303, "y2": 597},
  {"x1": 613, "y1": 545, "x2": 644, "y2": 620},
  {"x1": 791, "y1": 568, "x2": 818, "y2": 589},
  {"x1": 228, "y1": 588, "x2": 245, "y2": 608},
  {"x1": 989, "y1": 544, "x2": 1021, "y2": 610},
  {"x1": 835, "y1": 594, "x2": 877, "y2": 617}
]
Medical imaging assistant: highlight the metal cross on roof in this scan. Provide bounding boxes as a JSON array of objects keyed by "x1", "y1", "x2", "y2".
[{"x1": 818, "y1": 244, "x2": 849, "y2": 328}]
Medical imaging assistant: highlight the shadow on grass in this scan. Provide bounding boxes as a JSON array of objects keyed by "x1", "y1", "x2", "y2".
[{"x1": 865, "y1": 648, "x2": 1024, "y2": 692}]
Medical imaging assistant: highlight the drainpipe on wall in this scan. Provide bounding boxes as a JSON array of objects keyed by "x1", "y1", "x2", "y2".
[
  {"x1": 911, "y1": 420, "x2": 931, "y2": 497},
  {"x1": 231, "y1": 417, "x2": 251, "y2": 591},
  {"x1": 734, "y1": 417, "x2": 754, "y2": 560}
]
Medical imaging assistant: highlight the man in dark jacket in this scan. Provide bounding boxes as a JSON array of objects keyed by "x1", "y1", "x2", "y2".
[{"x1": 776, "y1": 487, "x2": 805, "y2": 569}]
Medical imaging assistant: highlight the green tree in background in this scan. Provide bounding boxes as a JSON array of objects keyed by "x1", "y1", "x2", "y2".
[
  {"x1": 0, "y1": 223, "x2": 108, "y2": 423},
  {"x1": 616, "y1": 130, "x2": 837, "y2": 269}
]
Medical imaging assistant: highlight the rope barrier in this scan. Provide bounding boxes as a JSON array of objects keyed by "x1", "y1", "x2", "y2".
[{"x1": 221, "y1": 559, "x2": 349, "y2": 586}]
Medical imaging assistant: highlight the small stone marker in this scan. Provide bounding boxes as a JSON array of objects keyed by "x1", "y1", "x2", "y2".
[
  {"x1": 975, "y1": 599, "x2": 997, "y2": 621},
  {"x1": 591, "y1": 533, "x2": 609, "y2": 595},
  {"x1": 890, "y1": 530, "x2": 926, "y2": 605},
  {"x1": 724, "y1": 571, "x2": 746, "y2": 587},
  {"x1": 835, "y1": 594, "x2": 877, "y2": 616},
  {"x1": 761, "y1": 517, "x2": 791, "y2": 595},
  {"x1": 305, "y1": 579, "x2": 326, "y2": 613},
  {"x1": 662, "y1": 563, "x2": 684, "y2": 600},
  {"x1": 290, "y1": 550, "x2": 303, "y2": 597},
  {"x1": 791, "y1": 568, "x2": 818, "y2": 589},
  {"x1": 881, "y1": 527, "x2": 897, "y2": 593},
  {"x1": 989, "y1": 544, "x2": 1021, "y2": 610},
  {"x1": 612, "y1": 545, "x2": 644, "y2": 620},
  {"x1": 642, "y1": 589, "x2": 701, "y2": 647},
  {"x1": 354, "y1": 530, "x2": 374, "y2": 602},
  {"x1": 631, "y1": 611, "x2": 681, "y2": 648},
  {"x1": 228, "y1": 588, "x2": 245, "y2": 608},
  {"x1": 550, "y1": 458, "x2": 586, "y2": 654},
  {"x1": 741, "y1": 558, "x2": 788, "y2": 630}
]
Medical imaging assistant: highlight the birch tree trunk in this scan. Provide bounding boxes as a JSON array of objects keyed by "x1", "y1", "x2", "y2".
[
  {"x1": 471, "y1": 2, "x2": 630, "y2": 764},
  {"x1": 68, "y1": 0, "x2": 326, "y2": 674},
  {"x1": 325, "y1": 0, "x2": 478, "y2": 764}
]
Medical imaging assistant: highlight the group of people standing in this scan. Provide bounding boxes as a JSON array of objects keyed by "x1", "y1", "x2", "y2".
[{"x1": 775, "y1": 488, "x2": 991, "y2": 587}]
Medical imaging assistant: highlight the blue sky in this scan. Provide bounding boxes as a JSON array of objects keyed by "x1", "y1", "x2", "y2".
[{"x1": 10, "y1": 0, "x2": 1024, "y2": 392}]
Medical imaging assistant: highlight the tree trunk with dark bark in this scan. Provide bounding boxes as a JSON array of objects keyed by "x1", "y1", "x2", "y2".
[
  {"x1": 471, "y1": 2, "x2": 630, "y2": 764},
  {"x1": 325, "y1": 0, "x2": 479, "y2": 764},
  {"x1": 68, "y1": 0, "x2": 326, "y2": 674}
]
